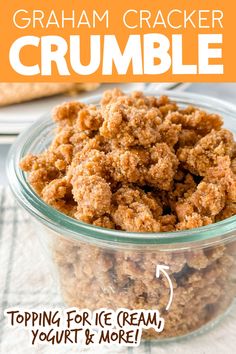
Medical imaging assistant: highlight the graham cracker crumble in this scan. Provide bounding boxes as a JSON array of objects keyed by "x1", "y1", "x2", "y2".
[{"x1": 20, "y1": 89, "x2": 236, "y2": 338}]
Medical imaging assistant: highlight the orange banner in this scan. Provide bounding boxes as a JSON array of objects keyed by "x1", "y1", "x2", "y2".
[{"x1": 0, "y1": 0, "x2": 235, "y2": 82}]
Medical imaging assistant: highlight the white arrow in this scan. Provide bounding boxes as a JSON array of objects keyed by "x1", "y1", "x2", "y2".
[{"x1": 156, "y1": 264, "x2": 173, "y2": 311}]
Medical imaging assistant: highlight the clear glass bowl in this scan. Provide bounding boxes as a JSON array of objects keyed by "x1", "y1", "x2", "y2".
[{"x1": 7, "y1": 91, "x2": 236, "y2": 340}]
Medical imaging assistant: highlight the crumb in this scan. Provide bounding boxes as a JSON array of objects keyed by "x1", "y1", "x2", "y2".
[
  {"x1": 72, "y1": 175, "x2": 112, "y2": 221},
  {"x1": 191, "y1": 182, "x2": 226, "y2": 216},
  {"x1": 178, "y1": 129, "x2": 235, "y2": 176}
]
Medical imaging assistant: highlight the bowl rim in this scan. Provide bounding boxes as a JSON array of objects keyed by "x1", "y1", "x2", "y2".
[{"x1": 7, "y1": 89, "x2": 236, "y2": 246}]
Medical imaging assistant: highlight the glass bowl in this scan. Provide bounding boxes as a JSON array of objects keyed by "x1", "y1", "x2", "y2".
[{"x1": 7, "y1": 90, "x2": 236, "y2": 340}]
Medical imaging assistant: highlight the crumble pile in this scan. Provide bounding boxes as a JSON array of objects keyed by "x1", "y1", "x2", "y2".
[
  {"x1": 20, "y1": 89, "x2": 236, "y2": 338},
  {"x1": 20, "y1": 89, "x2": 236, "y2": 230}
]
